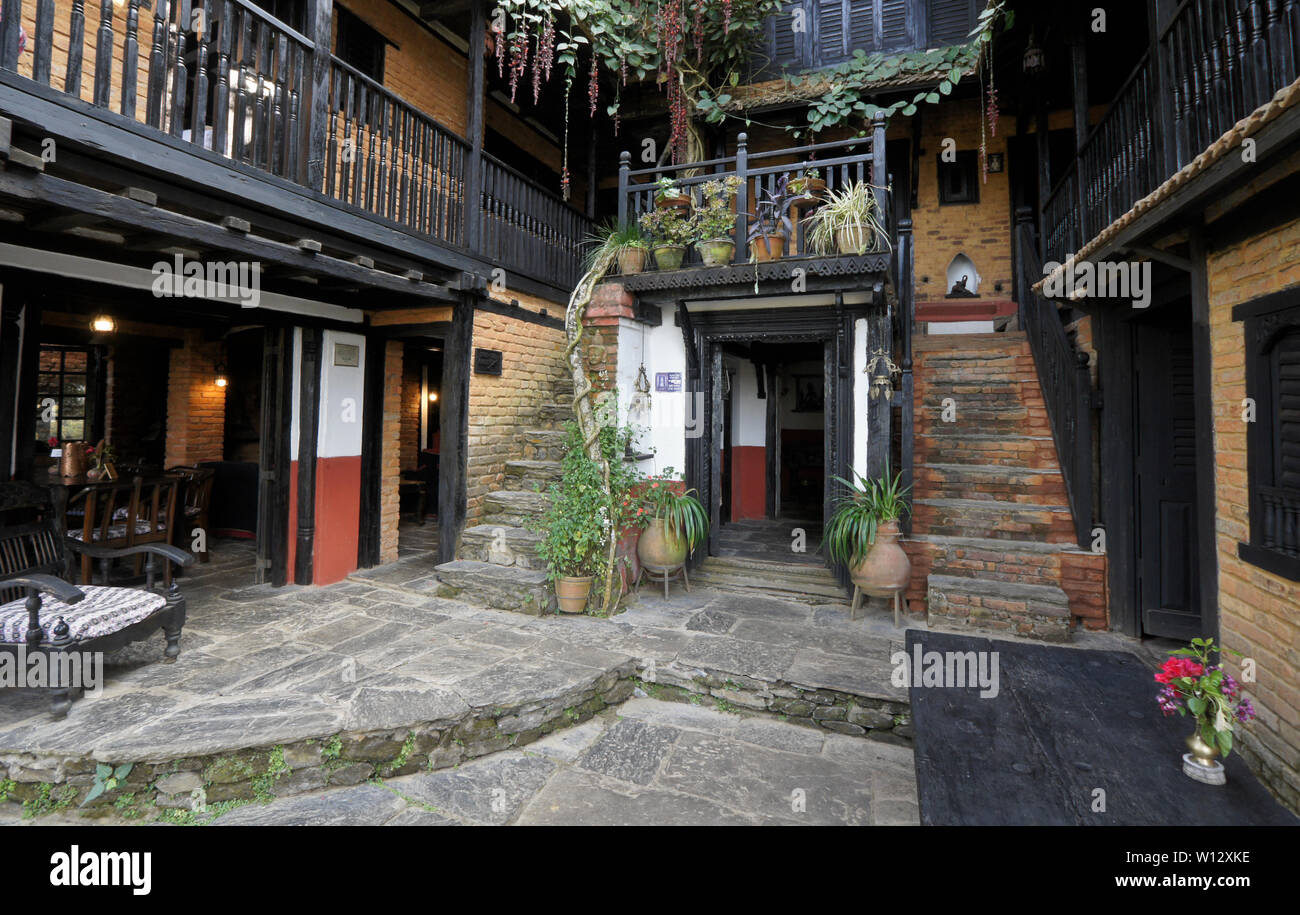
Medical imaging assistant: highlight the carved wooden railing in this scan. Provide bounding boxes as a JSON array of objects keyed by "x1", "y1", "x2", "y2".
[
  {"x1": 1015, "y1": 208, "x2": 1093, "y2": 548},
  {"x1": 617, "y1": 116, "x2": 889, "y2": 269},
  {"x1": 1041, "y1": 0, "x2": 1300, "y2": 264},
  {"x1": 1258, "y1": 485, "x2": 1300, "y2": 557}
]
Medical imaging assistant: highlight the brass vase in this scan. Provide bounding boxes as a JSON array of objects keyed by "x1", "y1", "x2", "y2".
[{"x1": 1186, "y1": 729, "x2": 1220, "y2": 767}]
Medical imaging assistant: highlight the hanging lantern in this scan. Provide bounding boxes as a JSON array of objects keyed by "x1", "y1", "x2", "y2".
[
  {"x1": 1023, "y1": 29, "x2": 1047, "y2": 76},
  {"x1": 214, "y1": 362, "x2": 229, "y2": 388}
]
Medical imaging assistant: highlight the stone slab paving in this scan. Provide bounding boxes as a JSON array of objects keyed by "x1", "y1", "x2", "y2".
[{"x1": 181, "y1": 699, "x2": 917, "y2": 825}]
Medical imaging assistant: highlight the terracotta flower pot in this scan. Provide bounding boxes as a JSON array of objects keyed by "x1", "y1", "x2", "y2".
[
  {"x1": 750, "y1": 234, "x2": 785, "y2": 262},
  {"x1": 789, "y1": 177, "x2": 826, "y2": 199},
  {"x1": 636, "y1": 517, "x2": 687, "y2": 571},
  {"x1": 653, "y1": 245, "x2": 686, "y2": 270},
  {"x1": 849, "y1": 520, "x2": 910, "y2": 596},
  {"x1": 555, "y1": 575, "x2": 593, "y2": 614},
  {"x1": 696, "y1": 239, "x2": 735, "y2": 267},
  {"x1": 837, "y1": 225, "x2": 874, "y2": 255},
  {"x1": 618, "y1": 247, "x2": 648, "y2": 275},
  {"x1": 656, "y1": 194, "x2": 692, "y2": 211}
]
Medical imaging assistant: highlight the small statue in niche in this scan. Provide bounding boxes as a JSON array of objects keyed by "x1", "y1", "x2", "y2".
[{"x1": 947, "y1": 274, "x2": 978, "y2": 298}]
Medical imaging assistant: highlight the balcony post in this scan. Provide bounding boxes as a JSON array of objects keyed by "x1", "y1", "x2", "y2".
[
  {"x1": 305, "y1": 0, "x2": 333, "y2": 190},
  {"x1": 871, "y1": 112, "x2": 887, "y2": 230},
  {"x1": 0, "y1": 0, "x2": 20, "y2": 72},
  {"x1": 618, "y1": 150, "x2": 630, "y2": 227},
  {"x1": 732, "y1": 132, "x2": 748, "y2": 265},
  {"x1": 465, "y1": 0, "x2": 487, "y2": 251}
]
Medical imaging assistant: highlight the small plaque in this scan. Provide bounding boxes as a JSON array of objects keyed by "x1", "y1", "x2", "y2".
[
  {"x1": 473, "y1": 348, "x2": 503, "y2": 375},
  {"x1": 655, "y1": 372, "x2": 682, "y2": 392},
  {"x1": 333, "y1": 342, "x2": 360, "y2": 367},
  {"x1": 986, "y1": 152, "x2": 1005, "y2": 173}
]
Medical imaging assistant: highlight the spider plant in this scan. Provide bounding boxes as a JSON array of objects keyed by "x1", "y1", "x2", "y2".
[
  {"x1": 584, "y1": 219, "x2": 649, "y2": 274},
  {"x1": 642, "y1": 473, "x2": 710, "y2": 550},
  {"x1": 804, "y1": 181, "x2": 891, "y2": 256},
  {"x1": 822, "y1": 465, "x2": 911, "y2": 566}
]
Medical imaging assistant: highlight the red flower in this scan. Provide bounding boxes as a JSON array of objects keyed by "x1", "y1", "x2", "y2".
[{"x1": 1154, "y1": 656, "x2": 1204, "y2": 685}]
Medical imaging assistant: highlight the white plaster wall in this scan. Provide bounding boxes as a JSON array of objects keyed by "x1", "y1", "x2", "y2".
[
  {"x1": 317, "y1": 330, "x2": 366, "y2": 459},
  {"x1": 853, "y1": 317, "x2": 868, "y2": 479},
  {"x1": 927, "y1": 320, "x2": 995, "y2": 334},
  {"x1": 724, "y1": 357, "x2": 766, "y2": 448},
  {"x1": 618, "y1": 303, "x2": 688, "y2": 476},
  {"x1": 778, "y1": 359, "x2": 826, "y2": 431}
]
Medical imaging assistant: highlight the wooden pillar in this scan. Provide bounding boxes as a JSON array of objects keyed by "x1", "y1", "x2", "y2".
[
  {"x1": 585, "y1": 122, "x2": 599, "y2": 219},
  {"x1": 897, "y1": 218, "x2": 915, "y2": 535},
  {"x1": 1187, "y1": 222, "x2": 1220, "y2": 641},
  {"x1": 1036, "y1": 104, "x2": 1051, "y2": 261},
  {"x1": 257, "y1": 326, "x2": 294, "y2": 587},
  {"x1": 0, "y1": 276, "x2": 25, "y2": 480},
  {"x1": 464, "y1": 0, "x2": 486, "y2": 251},
  {"x1": 305, "y1": 0, "x2": 334, "y2": 189},
  {"x1": 1069, "y1": 29, "x2": 1090, "y2": 153},
  {"x1": 356, "y1": 330, "x2": 386, "y2": 569},
  {"x1": 438, "y1": 293, "x2": 474, "y2": 564},
  {"x1": 295, "y1": 327, "x2": 322, "y2": 585}
]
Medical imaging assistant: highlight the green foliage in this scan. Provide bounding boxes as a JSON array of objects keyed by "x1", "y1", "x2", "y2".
[
  {"x1": 690, "y1": 176, "x2": 741, "y2": 241},
  {"x1": 81, "y1": 762, "x2": 133, "y2": 808},
  {"x1": 639, "y1": 206, "x2": 694, "y2": 247},
  {"x1": 804, "y1": 181, "x2": 890, "y2": 255},
  {"x1": 639, "y1": 469, "x2": 710, "y2": 551},
  {"x1": 250, "y1": 746, "x2": 291, "y2": 802},
  {"x1": 822, "y1": 466, "x2": 911, "y2": 566}
]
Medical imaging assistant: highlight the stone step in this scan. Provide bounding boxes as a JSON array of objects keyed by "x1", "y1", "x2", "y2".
[
  {"x1": 913, "y1": 463, "x2": 1068, "y2": 505},
  {"x1": 912, "y1": 497, "x2": 1077, "y2": 543},
  {"x1": 904, "y1": 533, "x2": 1081, "y2": 589},
  {"x1": 483, "y1": 489, "x2": 551, "y2": 526},
  {"x1": 702, "y1": 554, "x2": 840, "y2": 582},
  {"x1": 925, "y1": 573, "x2": 1071, "y2": 642},
  {"x1": 433, "y1": 559, "x2": 554, "y2": 615},
  {"x1": 502, "y1": 459, "x2": 562, "y2": 492},
  {"x1": 459, "y1": 524, "x2": 546, "y2": 570},
  {"x1": 519, "y1": 428, "x2": 567, "y2": 461},
  {"x1": 912, "y1": 333, "x2": 1027, "y2": 355},
  {"x1": 917, "y1": 390, "x2": 1028, "y2": 410},
  {"x1": 693, "y1": 560, "x2": 847, "y2": 604},
  {"x1": 915, "y1": 433, "x2": 1058, "y2": 468},
  {"x1": 914, "y1": 405, "x2": 1034, "y2": 435},
  {"x1": 536, "y1": 402, "x2": 571, "y2": 425}
]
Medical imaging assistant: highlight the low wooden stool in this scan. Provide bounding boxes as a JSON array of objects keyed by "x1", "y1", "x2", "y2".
[
  {"x1": 851, "y1": 585, "x2": 904, "y2": 628},
  {"x1": 636, "y1": 561, "x2": 690, "y2": 599}
]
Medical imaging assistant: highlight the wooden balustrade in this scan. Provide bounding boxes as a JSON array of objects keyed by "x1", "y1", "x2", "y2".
[{"x1": 480, "y1": 152, "x2": 592, "y2": 290}]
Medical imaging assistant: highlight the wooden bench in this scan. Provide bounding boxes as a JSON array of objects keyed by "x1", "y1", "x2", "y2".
[{"x1": 0, "y1": 482, "x2": 194, "y2": 718}]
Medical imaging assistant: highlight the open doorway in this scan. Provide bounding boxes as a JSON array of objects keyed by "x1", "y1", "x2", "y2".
[{"x1": 398, "y1": 339, "x2": 444, "y2": 558}]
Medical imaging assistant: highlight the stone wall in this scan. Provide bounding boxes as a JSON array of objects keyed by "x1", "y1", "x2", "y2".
[
  {"x1": 1206, "y1": 209, "x2": 1300, "y2": 814},
  {"x1": 164, "y1": 331, "x2": 226, "y2": 467}
]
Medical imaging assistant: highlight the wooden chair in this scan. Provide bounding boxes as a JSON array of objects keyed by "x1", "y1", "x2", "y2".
[
  {"x1": 126, "y1": 478, "x2": 179, "y2": 586},
  {"x1": 67, "y1": 478, "x2": 142, "y2": 584},
  {"x1": 166, "y1": 466, "x2": 215, "y2": 562},
  {"x1": 0, "y1": 481, "x2": 193, "y2": 718}
]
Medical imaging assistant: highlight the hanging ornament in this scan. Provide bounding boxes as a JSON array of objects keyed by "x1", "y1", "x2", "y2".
[{"x1": 865, "y1": 349, "x2": 901, "y2": 401}]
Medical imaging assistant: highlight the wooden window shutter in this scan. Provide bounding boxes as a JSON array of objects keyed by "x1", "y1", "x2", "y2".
[
  {"x1": 1273, "y1": 330, "x2": 1300, "y2": 490},
  {"x1": 880, "y1": 0, "x2": 909, "y2": 50},
  {"x1": 929, "y1": 0, "x2": 974, "y2": 46},
  {"x1": 817, "y1": 0, "x2": 848, "y2": 62},
  {"x1": 848, "y1": 0, "x2": 875, "y2": 53}
]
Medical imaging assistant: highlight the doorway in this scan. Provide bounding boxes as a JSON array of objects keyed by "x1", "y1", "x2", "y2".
[
  {"x1": 1132, "y1": 300, "x2": 1202, "y2": 639},
  {"x1": 398, "y1": 340, "x2": 443, "y2": 557}
]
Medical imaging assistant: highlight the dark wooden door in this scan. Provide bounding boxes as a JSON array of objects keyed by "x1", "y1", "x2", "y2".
[
  {"x1": 1135, "y1": 310, "x2": 1202, "y2": 638},
  {"x1": 256, "y1": 327, "x2": 293, "y2": 586}
]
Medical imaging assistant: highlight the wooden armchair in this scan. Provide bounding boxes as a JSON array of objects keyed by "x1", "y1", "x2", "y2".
[
  {"x1": 67, "y1": 478, "x2": 179, "y2": 587},
  {"x1": 166, "y1": 466, "x2": 215, "y2": 562},
  {"x1": 0, "y1": 482, "x2": 193, "y2": 718}
]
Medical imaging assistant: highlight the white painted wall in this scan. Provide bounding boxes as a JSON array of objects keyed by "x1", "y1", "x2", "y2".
[
  {"x1": 617, "y1": 303, "x2": 689, "y2": 476},
  {"x1": 317, "y1": 330, "x2": 367, "y2": 459},
  {"x1": 853, "y1": 317, "x2": 868, "y2": 479},
  {"x1": 724, "y1": 357, "x2": 765, "y2": 448},
  {"x1": 778, "y1": 360, "x2": 825, "y2": 431},
  {"x1": 927, "y1": 320, "x2": 996, "y2": 334}
]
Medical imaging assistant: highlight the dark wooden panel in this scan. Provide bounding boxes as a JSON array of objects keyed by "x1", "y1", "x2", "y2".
[
  {"x1": 294, "y1": 327, "x2": 322, "y2": 585},
  {"x1": 437, "y1": 296, "x2": 473, "y2": 565}
]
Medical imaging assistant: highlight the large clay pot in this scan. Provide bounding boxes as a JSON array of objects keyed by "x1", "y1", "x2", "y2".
[
  {"x1": 696, "y1": 239, "x2": 735, "y2": 267},
  {"x1": 837, "y1": 225, "x2": 874, "y2": 255},
  {"x1": 636, "y1": 517, "x2": 687, "y2": 571},
  {"x1": 750, "y1": 234, "x2": 785, "y2": 262},
  {"x1": 653, "y1": 245, "x2": 686, "y2": 270},
  {"x1": 849, "y1": 520, "x2": 910, "y2": 596},
  {"x1": 618, "y1": 247, "x2": 648, "y2": 275},
  {"x1": 555, "y1": 575, "x2": 593, "y2": 614}
]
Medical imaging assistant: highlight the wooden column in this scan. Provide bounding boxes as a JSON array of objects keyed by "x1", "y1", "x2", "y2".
[
  {"x1": 1069, "y1": 29, "x2": 1090, "y2": 153},
  {"x1": 1036, "y1": 104, "x2": 1051, "y2": 261},
  {"x1": 295, "y1": 327, "x2": 322, "y2": 585},
  {"x1": 438, "y1": 292, "x2": 474, "y2": 564},
  {"x1": 1187, "y1": 222, "x2": 1220, "y2": 642},
  {"x1": 356, "y1": 331, "x2": 386, "y2": 569},
  {"x1": 897, "y1": 218, "x2": 915, "y2": 535},
  {"x1": 0, "y1": 277, "x2": 24, "y2": 480},
  {"x1": 464, "y1": 0, "x2": 486, "y2": 251},
  {"x1": 305, "y1": 0, "x2": 334, "y2": 190}
]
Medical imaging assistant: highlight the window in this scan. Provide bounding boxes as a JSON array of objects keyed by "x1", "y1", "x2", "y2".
[
  {"x1": 35, "y1": 347, "x2": 91, "y2": 447},
  {"x1": 937, "y1": 150, "x2": 979, "y2": 205},
  {"x1": 335, "y1": 7, "x2": 386, "y2": 83},
  {"x1": 1237, "y1": 289, "x2": 1300, "y2": 581}
]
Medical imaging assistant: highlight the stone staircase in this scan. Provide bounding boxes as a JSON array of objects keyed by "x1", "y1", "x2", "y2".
[
  {"x1": 906, "y1": 332, "x2": 1102, "y2": 642},
  {"x1": 690, "y1": 555, "x2": 846, "y2": 605},
  {"x1": 433, "y1": 379, "x2": 575, "y2": 614}
]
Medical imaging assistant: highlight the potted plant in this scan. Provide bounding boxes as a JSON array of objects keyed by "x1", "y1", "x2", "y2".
[
  {"x1": 805, "y1": 180, "x2": 889, "y2": 255},
  {"x1": 1155, "y1": 638, "x2": 1257, "y2": 785},
  {"x1": 639, "y1": 205, "x2": 692, "y2": 271},
  {"x1": 635, "y1": 469, "x2": 709, "y2": 575},
  {"x1": 747, "y1": 175, "x2": 795, "y2": 263},
  {"x1": 788, "y1": 167, "x2": 826, "y2": 201},
  {"x1": 691, "y1": 176, "x2": 741, "y2": 267},
  {"x1": 823, "y1": 466, "x2": 911, "y2": 597},
  {"x1": 654, "y1": 175, "x2": 691, "y2": 212},
  {"x1": 588, "y1": 219, "x2": 650, "y2": 276},
  {"x1": 85, "y1": 439, "x2": 117, "y2": 481},
  {"x1": 535, "y1": 424, "x2": 612, "y2": 613}
]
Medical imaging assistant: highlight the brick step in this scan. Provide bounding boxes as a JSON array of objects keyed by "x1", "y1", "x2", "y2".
[
  {"x1": 434, "y1": 559, "x2": 553, "y2": 615},
  {"x1": 459, "y1": 524, "x2": 546, "y2": 570},
  {"x1": 914, "y1": 407, "x2": 1035, "y2": 435},
  {"x1": 925, "y1": 573, "x2": 1071, "y2": 642},
  {"x1": 502, "y1": 459, "x2": 562, "y2": 491},
  {"x1": 913, "y1": 463, "x2": 1069, "y2": 504},
  {"x1": 519, "y1": 428, "x2": 567, "y2": 461},
  {"x1": 916, "y1": 380, "x2": 1027, "y2": 397},
  {"x1": 912, "y1": 331, "x2": 1026, "y2": 351},
  {"x1": 482, "y1": 489, "x2": 551, "y2": 526},
  {"x1": 904, "y1": 533, "x2": 1079, "y2": 589},
  {"x1": 912, "y1": 497, "x2": 1077, "y2": 543},
  {"x1": 915, "y1": 433, "x2": 1059, "y2": 468}
]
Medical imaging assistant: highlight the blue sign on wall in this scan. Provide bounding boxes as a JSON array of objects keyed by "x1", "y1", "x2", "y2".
[{"x1": 655, "y1": 372, "x2": 683, "y2": 392}]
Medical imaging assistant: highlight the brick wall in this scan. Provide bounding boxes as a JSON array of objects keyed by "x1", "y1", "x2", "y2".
[
  {"x1": 378, "y1": 340, "x2": 403, "y2": 564},
  {"x1": 164, "y1": 331, "x2": 225, "y2": 467},
  {"x1": 400, "y1": 352, "x2": 422, "y2": 471},
  {"x1": 465, "y1": 295, "x2": 570, "y2": 528},
  {"x1": 1206, "y1": 211, "x2": 1300, "y2": 814}
]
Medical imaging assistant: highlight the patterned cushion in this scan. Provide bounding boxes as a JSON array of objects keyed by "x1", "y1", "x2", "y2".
[
  {"x1": 67, "y1": 520, "x2": 163, "y2": 542},
  {"x1": 0, "y1": 586, "x2": 166, "y2": 643}
]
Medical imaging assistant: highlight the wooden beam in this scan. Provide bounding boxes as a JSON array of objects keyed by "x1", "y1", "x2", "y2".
[
  {"x1": 370, "y1": 306, "x2": 456, "y2": 326},
  {"x1": 438, "y1": 295, "x2": 475, "y2": 565}
]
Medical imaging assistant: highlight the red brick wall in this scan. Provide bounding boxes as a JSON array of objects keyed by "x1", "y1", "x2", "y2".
[
  {"x1": 400, "y1": 353, "x2": 422, "y2": 471},
  {"x1": 378, "y1": 340, "x2": 403, "y2": 564},
  {"x1": 164, "y1": 331, "x2": 226, "y2": 467}
]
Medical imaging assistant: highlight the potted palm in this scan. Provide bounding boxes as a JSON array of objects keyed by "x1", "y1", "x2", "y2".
[
  {"x1": 823, "y1": 466, "x2": 911, "y2": 597},
  {"x1": 639, "y1": 205, "x2": 692, "y2": 270},
  {"x1": 635, "y1": 469, "x2": 709, "y2": 575},
  {"x1": 747, "y1": 175, "x2": 795, "y2": 262},
  {"x1": 588, "y1": 220, "x2": 650, "y2": 276},
  {"x1": 691, "y1": 176, "x2": 741, "y2": 267},
  {"x1": 536, "y1": 424, "x2": 611, "y2": 613},
  {"x1": 805, "y1": 181, "x2": 889, "y2": 255}
]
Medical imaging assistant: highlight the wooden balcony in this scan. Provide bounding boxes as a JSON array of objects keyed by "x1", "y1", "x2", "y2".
[
  {"x1": 614, "y1": 123, "x2": 893, "y2": 301},
  {"x1": 1041, "y1": 0, "x2": 1300, "y2": 265},
  {"x1": 0, "y1": 0, "x2": 592, "y2": 294}
]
